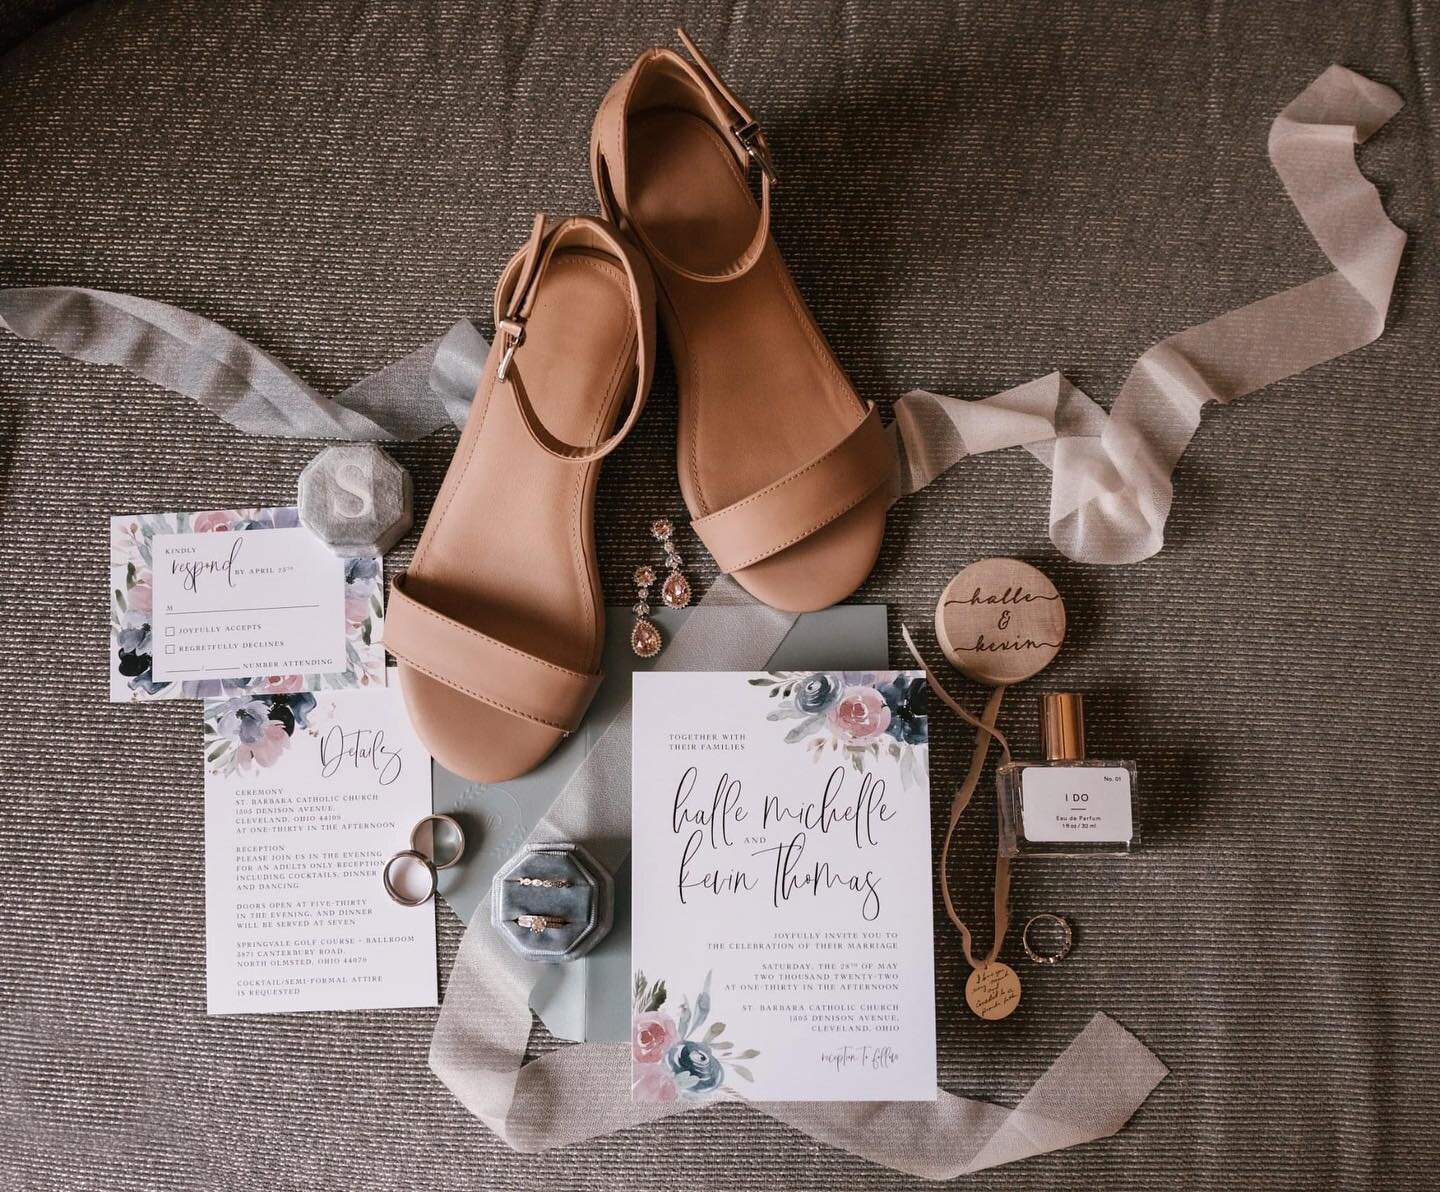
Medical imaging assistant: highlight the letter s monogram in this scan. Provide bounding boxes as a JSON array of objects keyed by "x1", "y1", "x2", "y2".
[{"x1": 333, "y1": 459, "x2": 374, "y2": 520}]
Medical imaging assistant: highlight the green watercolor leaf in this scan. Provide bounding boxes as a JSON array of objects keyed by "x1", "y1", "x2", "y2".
[{"x1": 784, "y1": 714, "x2": 824, "y2": 742}]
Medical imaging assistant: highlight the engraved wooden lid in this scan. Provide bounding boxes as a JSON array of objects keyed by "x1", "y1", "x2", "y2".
[{"x1": 934, "y1": 558, "x2": 1066, "y2": 686}]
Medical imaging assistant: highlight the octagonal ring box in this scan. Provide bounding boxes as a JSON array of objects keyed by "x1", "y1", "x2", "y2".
[
  {"x1": 298, "y1": 443, "x2": 413, "y2": 558},
  {"x1": 490, "y1": 843, "x2": 613, "y2": 962}
]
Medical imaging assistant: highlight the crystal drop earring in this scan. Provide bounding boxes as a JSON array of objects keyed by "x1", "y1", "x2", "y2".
[
  {"x1": 630, "y1": 564, "x2": 662, "y2": 658},
  {"x1": 651, "y1": 518, "x2": 692, "y2": 609}
]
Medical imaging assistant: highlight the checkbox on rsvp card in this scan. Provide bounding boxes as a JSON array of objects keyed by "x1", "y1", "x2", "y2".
[
  {"x1": 165, "y1": 644, "x2": 175, "y2": 654},
  {"x1": 165, "y1": 626, "x2": 175, "y2": 637}
]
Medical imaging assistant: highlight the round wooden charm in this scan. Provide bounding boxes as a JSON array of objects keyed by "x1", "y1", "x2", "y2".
[
  {"x1": 965, "y1": 961, "x2": 1022, "y2": 1021},
  {"x1": 935, "y1": 558, "x2": 1066, "y2": 686}
]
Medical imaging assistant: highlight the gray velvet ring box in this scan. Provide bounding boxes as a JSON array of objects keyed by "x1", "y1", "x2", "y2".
[{"x1": 490, "y1": 844, "x2": 613, "y2": 962}]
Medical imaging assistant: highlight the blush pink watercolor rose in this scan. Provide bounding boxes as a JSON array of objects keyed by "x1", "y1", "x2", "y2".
[
  {"x1": 252, "y1": 675, "x2": 305, "y2": 694},
  {"x1": 234, "y1": 720, "x2": 290, "y2": 770},
  {"x1": 344, "y1": 591, "x2": 371, "y2": 627},
  {"x1": 631, "y1": 1065, "x2": 679, "y2": 1102},
  {"x1": 127, "y1": 578, "x2": 153, "y2": 615},
  {"x1": 632, "y1": 1012, "x2": 679, "y2": 1066},
  {"x1": 192, "y1": 510, "x2": 237, "y2": 533},
  {"x1": 827, "y1": 686, "x2": 892, "y2": 743}
]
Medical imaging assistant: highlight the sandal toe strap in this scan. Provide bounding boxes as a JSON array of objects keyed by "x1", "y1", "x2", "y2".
[
  {"x1": 385, "y1": 574, "x2": 601, "y2": 734},
  {"x1": 691, "y1": 404, "x2": 896, "y2": 574}
]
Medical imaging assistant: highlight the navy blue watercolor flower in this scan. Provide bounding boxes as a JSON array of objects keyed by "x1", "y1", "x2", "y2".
[
  {"x1": 267, "y1": 692, "x2": 318, "y2": 734},
  {"x1": 877, "y1": 675, "x2": 928, "y2": 745},
  {"x1": 793, "y1": 672, "x2": 844, "y2": 715},
  {"x1": 665, "y1": 1041, "x2": 724, "y2": 1094},
  {"x1": 344, "y1": 556, "x2": 381, "y2": 587}
]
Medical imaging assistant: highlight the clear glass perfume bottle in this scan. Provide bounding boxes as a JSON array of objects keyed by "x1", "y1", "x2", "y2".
[{"x1": 997, "y1": 693, "x2": 1138, "y2": 857}]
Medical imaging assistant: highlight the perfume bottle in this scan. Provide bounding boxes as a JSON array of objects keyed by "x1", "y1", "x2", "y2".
[{"x1": 997, "y1": 693, "x2": 1138, "y2": 857}]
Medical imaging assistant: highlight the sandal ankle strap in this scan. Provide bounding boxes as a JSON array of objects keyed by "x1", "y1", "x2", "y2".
[
  {"x1": 674, "y1": 27, "x2": 778, "y2": 190},
  {"x1": 491, "y1": 213, "x2": 655, "y2": 464},
  {"x1": 593, "y1": 27, "x2": 775, "y2": 284}
]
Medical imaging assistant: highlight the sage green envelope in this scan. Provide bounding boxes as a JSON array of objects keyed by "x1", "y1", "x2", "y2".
[{"x1": 431, "y1": 603, "x2": 889, "y2": 1042}]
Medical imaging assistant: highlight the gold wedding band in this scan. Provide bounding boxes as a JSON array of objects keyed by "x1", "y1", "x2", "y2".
[{"x1": 1022, "y1": 912, "x2": 1074, "y2": 965}]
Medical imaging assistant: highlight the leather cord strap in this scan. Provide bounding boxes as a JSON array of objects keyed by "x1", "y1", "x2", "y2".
[
  {"x1": 492, "y1": 213, "x2": 655, "y2": 464},
  {"x1": 385, "y1": 573, "x2": 602, "y2": 733},
  {"x1": 901, "y1": 626, "x2": 1014, "y2": 972},
  {"x1": 689, "y1": 404, "x2": 894, "y2": 573},
  {"x1": 592, "y1": 26, "x2": 774, "y2": 284}
]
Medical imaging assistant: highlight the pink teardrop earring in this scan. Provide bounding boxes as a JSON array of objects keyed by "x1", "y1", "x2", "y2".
[
  {"x1": 651, "y1": 518, "x2": 692, "y2": 610},
  {"x1": 630, "y1": 564, "x2": 662, "y2": 658},
  {"x1": 630, "y1": 519, "x2": 693, "y2": 659}
]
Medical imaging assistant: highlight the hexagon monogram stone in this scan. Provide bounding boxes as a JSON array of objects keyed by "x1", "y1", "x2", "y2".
[{"x1": 297, "y1": 443, "x2": 413, "y2": 557}]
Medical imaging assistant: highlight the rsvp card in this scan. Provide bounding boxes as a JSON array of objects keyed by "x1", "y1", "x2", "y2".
[
  {"x1": 203, "y1": 685, "x2": 436, "y2": 1015},
  {"x1": 631, "y1": 671, "x2": 936, "y2": 1103},
  {"x1": 109, "y1": 507, "x2": 385, "y2": 701}
]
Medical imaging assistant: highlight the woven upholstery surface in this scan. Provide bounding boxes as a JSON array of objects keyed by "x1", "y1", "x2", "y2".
[{"x1": 2, "y1": 1, "x2": 1438, "y2": 1188}]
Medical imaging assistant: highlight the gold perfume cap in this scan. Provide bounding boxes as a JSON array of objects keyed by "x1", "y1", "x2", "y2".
[{"x1": 1039, "y1": 692, "x2": 1085, "y2": 761}]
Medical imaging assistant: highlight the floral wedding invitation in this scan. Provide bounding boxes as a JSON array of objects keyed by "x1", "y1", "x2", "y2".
[
  {"x1": 631, "y1": 671, "x2": 936, "y2": 1103},
  {"x1": 204, "y1": 684, "x2": 436, "y2": 1014}
]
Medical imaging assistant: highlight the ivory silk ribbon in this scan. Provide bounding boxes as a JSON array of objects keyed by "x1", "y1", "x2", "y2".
[
  {"x1": 0, "y1": 65, "x2": 1407, "y2": 1174},
  {"x1": 885, "y1": 63, "x2": 1406, "y2": 562}
]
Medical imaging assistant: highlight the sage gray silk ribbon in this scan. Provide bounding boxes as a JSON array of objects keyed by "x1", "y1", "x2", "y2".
[
  {"x1": 0, "y1": 67, "x2": 1403, "y2": 568},
  {"x1": 427, "y1": 577, "x2": 1169, "y2": 1178},
  {"x1": 0, "y1": 287, "x2": 481, "y2": 439}
]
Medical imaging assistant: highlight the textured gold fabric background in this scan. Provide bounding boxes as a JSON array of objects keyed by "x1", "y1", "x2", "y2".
[{"x1": 1, "y1": 2, "x2": 1437, "y2": 1188}]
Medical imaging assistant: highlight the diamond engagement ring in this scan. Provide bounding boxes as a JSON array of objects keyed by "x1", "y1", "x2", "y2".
[{"x1": 514, "y1": 914, "x2": 569, "y2": 934}]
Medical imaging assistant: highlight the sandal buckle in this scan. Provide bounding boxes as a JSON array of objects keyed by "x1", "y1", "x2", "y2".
[
  {"x1": 496, "y1": 317, "x2": 526, "y2": 381},
  {"x1": 732, "y1": 120, "x2": 777, "y2": 186}
]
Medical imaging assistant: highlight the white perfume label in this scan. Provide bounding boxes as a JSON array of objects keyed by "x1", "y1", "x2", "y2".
[{"x1": 1020, "y1": 767, "x2": 1133, "y2": 843}]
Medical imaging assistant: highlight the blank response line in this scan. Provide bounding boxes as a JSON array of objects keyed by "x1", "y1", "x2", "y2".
[{"x1": 166, "y1": 604, "x2": 320, "y2": 614}]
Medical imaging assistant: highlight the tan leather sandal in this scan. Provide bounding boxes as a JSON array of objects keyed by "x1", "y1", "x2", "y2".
[
  {"x1": 385, "y1": 214, "x2": 655, "y2": 782},
  {"x1": 591, "y1": 28, "x2": 896, "y2": 613}
]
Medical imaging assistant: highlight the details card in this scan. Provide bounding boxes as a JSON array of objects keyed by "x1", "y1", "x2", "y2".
[
  {"x1": 110, "y1": 507, "x2": 385, "y2": 700},
  {"x1": 203, "y1": 684, "x2": 436, "y2": 1015},
  {"x1": 631, "y1": 671, "x2": 936, "y2": 1103}
]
